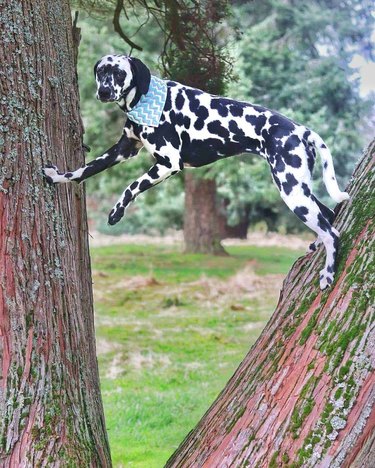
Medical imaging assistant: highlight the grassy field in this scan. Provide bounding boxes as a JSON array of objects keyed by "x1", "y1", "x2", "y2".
[{"x1": 91, "y1": 243, "x2": 304, "y2": 467}]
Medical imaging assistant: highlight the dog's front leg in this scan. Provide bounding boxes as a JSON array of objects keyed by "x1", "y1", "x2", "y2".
[
  {"x1": 43, "y1": 133, "x2": 142, "y2": 184},
  {"x1": 108, "y1": 160, "x2": 182, "y2": 225}
]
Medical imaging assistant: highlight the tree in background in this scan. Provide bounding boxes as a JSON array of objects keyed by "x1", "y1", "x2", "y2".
[
  {"x1": 0, "y1": 1, "x2": 110, "y2": 464},
  {"x1": 161, "y1": 0, "x2": 233, "y2": 254},
  {"x1": 167, "y1": 138, "x2": 375, "y2": 468}
]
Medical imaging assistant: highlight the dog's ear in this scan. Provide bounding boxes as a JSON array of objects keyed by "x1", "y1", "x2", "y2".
[
  {"x1": 94, "y1": 60, "x2": 100, "y2": 77},
  {"x1": 130, "y1": 57, "x2": 151, "y2": 95}
]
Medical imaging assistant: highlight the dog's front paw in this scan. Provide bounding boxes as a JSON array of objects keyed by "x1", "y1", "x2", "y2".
[
  {"x1": 319, "y1": 269, "x2": 333, "y2": 290},
  {"x1": 108, "y1": 205, "x2": 125, "y2": 225},
  {"x1": 42, "y1": 165, "x2": 67, "y2": 184}
]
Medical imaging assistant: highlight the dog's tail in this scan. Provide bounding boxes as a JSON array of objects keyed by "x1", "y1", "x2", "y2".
[{"x1": 308, "y1": 130, "x2": 350, "y2": 203}]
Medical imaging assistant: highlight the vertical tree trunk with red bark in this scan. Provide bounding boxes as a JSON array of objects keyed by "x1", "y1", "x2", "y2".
[
  {"x1": 163, "y1": 0, "x2": 231, "y2": 255},
  {"x1": 167, "y1": 140, "x2": 374, "y2": 467},
  {"x1": 0, "y1": 2, "x2": 111, "y2": 465},
  {"x1": 184, "y1": 173, "x2": 226, "y2": 255}
]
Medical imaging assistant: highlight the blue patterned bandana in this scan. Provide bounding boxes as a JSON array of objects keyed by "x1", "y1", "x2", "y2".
[{"x1": 127, "y1": 75, "x2": 167, "y2": 127}]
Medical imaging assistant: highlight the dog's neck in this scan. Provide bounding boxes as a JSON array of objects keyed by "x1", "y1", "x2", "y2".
[{"x1": 117, "y1": 82, "x2": 143, "y2": 112}]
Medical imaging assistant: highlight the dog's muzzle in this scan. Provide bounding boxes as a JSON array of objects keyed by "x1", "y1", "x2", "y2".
[{"x1": 97, "y1": 86, "x2": 115, "y2": 102}]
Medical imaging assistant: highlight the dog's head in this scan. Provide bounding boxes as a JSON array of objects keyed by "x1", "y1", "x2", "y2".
[{"x1": 94, "y1": 55, "x2": 151, "y2": 104}]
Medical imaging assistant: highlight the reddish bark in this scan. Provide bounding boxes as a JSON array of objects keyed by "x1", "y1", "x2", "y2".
[
  {"x1": 184, "y1": 172, "x2": 227, "y2": 255},
  {"x1": 167, "y1": 140, "x2": 374, "y2": 467},
  {"x1": 0, "y1": 1, "x2": 111, "y2": 465}
]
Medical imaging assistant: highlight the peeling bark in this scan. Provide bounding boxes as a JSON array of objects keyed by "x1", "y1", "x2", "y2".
[
  {"x1": 0, "y1": 1, "x2": 111, "y2": 466},
  {"x1": 167, "y1": 140, "x2": 374, "y2": 467}
]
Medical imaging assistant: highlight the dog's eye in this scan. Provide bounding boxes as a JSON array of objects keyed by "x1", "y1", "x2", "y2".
[{"x1": 114, "y1": 69, "x2": 126, "y2": 84}]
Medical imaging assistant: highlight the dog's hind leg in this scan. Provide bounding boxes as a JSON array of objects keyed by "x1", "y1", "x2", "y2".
[
  {"x1": 43, "y1": 133, "x2": 142, "y2": 184},
  {"x1": 279, "y1": 183, "x2": 340, "y2": 290},
  {"x1": 307, "y1": 195, "x2": 335, "y2": 253}
]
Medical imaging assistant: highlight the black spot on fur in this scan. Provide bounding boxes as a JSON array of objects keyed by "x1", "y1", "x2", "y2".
[
  {"x1": 303, "y1": 130, "x2": 311, "y2": 141},
  {"x1": 147, "y1": 122, "x2": 180, "y2": 151},
  {"x1": 274, "y1": 154, "x2": 285, "y2": 172},
  {"x1": 317, "y1": 213, "x2": 331, "y2": 232},
  {"x1": 196, "y1": 106, "x2": 209, "y2": 120},
  {"x1": 282, "y1": 173, "x2": 298, "y2": 195},
  {"x1": 183, "y1": 116, "x2": 191, "y2": 128},
  {"x1": 272, "y1": 172, "x2": 282, "y2": 190},
  {"x1": 148, "y1": 166, "x2": 159, "y2": 179},
  {"x1": 211, "y1": 98, "x2": 229, "y2": 117},
  {"x1": 194, "y1": 119, "x2": 205, "y2": 130},
  {"x1": 285, "y1": 135, "x2": 301, "y2": 152},
  {"x1": 175, "y1": 113, "x2": 187, "y2": 127},
  {"x1": 130, "y1": 181, "x2": 138, "y2": 190},
  {"x1": 207, "y1": 121, "x2": 230, "y2": 139},
  {"x1": 154, "y1": 154, "x2": 172, "y2": 168},
  {"x1": 139, "y1": 179, "x2": 152, "y2": 192},
  {"x1": 284, "y1": 152, "x2": 302, "y2": 168},
  {"x1": 175, "y1": 91, "x2": 185, "y2": 110},
  {"x1": 123, "y1": 189, "x2": 132, "y2": 204},
  {"x1": 302, "y1": 182, "x2": 311, "y2": 196},
  {"x1": 306, "y1": 146, "x2": 316, "y2": 173},
  {"x1": 294, "y1": 206, "x2": 309, "y2": 222},
  {"x1": 311, "y1": 195, "x2": 335, "y2": 224},
  {"x1": 245, "y1": 114, "x2": 267, "y2": 136},
  {"x1": 164, "y1": 94, "x2": 172, "y2": 112},
  {"x1": 230, "y1": 105, "x2": 244, "y2": 117},
  {"x1": 228, "y1": 120, "x2": 245, "y2": 140}
]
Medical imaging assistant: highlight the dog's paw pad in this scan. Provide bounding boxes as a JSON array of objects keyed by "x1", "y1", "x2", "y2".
[{"x1": 108, "y1": 206, "x2": 125, "y2": 225}]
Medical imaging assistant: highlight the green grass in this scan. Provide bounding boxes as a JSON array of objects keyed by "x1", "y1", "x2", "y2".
[{"x1": 91, "y1": 243, "x2": 303, "y2": 467}]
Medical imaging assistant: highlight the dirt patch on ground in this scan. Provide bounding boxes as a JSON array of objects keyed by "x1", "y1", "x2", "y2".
[
  {"x1": 89, "y1": 230, "x2": 311, "y2": 251},
  {"x1": 189, "y1": 266, "x2": 284, "y2": 302},
  {"x1": 112, "y1": 275, "x2": 161, "y2": 291}
]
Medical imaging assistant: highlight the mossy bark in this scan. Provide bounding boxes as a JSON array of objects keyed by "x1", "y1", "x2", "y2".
[
  {"x1": 167, "y1": 140, "x2": 374, "y2": 467},
  {"x1": 0, "y1": 1, "x2": 111, "y2": 466}
]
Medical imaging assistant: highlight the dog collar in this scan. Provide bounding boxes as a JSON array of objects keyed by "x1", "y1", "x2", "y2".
[{"x1": 126, "y1": 75, "x2": 167, "y2": 127}]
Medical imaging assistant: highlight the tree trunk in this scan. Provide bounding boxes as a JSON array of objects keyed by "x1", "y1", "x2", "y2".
[
  {"x1": 184, "y1": 172, "x2": 227, "y2": 255},
  {"x1": 0, "y1": 2, "x2": 111, "y2": 466},
  {"x1": 167, "y1": 140, "x2": 374, "y2": 467},
  {"x1": 162, "y1": 0, "x2": 230, "y2": 255}
]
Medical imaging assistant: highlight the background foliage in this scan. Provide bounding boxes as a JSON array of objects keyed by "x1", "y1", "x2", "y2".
[{"x1": 75, "y1": 0, "x2": 374, "y2": 235}]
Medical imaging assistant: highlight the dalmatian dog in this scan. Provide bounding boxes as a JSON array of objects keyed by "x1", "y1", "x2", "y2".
[{"x1": 43, "y1": 54, "x2": 349, "y2": 290}]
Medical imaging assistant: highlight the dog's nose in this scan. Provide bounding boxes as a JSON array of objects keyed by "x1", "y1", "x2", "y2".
[{"x1": 98, "y1": 86, "x2": 111, "y2": 100}]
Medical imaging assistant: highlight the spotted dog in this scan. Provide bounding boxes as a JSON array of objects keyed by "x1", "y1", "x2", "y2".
[{"x1": 43, "y1": 54, "x2": 349, "y2": 290}]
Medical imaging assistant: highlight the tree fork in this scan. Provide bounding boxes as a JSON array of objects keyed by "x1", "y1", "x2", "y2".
[
  {"x1": 167, "y1": 140, "x2": 375, "y2": 467},
  {"x1": 0, "y1": 1, "x2": 111, "y2": 465}
]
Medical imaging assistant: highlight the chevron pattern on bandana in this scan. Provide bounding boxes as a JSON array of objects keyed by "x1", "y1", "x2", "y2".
[{"x1": 127, "y1": 75, "x2": 167, "y2": 127}]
